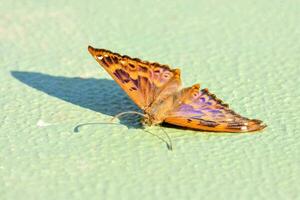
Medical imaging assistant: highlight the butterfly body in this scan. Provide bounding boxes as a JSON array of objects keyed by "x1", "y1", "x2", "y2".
[
  {"x1": 88, "y1": 46, "x2": 266, "y2": 132},
  {"x1": 142, "y1": 91, "x2": 181, "y2": 126}
]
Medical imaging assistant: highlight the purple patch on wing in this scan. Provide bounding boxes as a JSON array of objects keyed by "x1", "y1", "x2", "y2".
[
  {"x1": 178, "y1": 104, "x2": 193, "y2": 111},
  {"x1": 199, "y1": 97, "x2": 206, "y2": 103},
  {"x1": 178, "y1": 104, "x2": 203, "y2": 115},
  {"x1": 209, "y1": 109, "x2": 221, "y2": 114},
  {"x1": 202, "y1": 108, "x2": 221, "y2": 113}
]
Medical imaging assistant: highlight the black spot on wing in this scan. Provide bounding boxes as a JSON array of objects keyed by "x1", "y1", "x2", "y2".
[
  {"x1": 132, "y1": 78, "x2": 139, "y2": 87},
  {"x1": 104, "y1": 56, "x2": 113, "y2": 65},
  {"x1": 112, "y1": 56, "x2": 118, "y2": 63},
  {"x1": 198, "y1": 119, "x2": 218, "y2": 127},
  {"x1": 128, "y1": 63, "x2": 136, "y2": 69},
  {"x1": 227, "y1": 121, "x2": 249, "y2": 130},
  {"x1": 113, "y1": 71, "x2": 121, "y2": 80},
  {"x1": 100, "y1": 58, "x2": 108, "y2": 67},
  {"x1": 139, "y1": 65, "x2": 148, "y2": 72},
  {"x1": 113, "y1": 69, "x2": 130, "y2": 83}
]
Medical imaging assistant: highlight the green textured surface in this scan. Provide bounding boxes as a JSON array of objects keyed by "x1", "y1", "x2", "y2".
[{"x1": 1, "y1": 0, "x2": 300, "y2": 199}]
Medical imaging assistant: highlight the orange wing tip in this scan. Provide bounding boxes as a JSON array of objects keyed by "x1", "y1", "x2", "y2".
[
  {"x1": 88, "y1": 45, "x2": 95, "y2": 54},
  {"x1": 87, "y1": 46, "x2": 113, "y2": 57},
  {"x1": 244, "y1": 119, "x2": 267, "y2": 132}
]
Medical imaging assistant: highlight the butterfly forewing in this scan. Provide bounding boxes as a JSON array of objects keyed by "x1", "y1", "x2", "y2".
[{"x1": 88, "y1": 46, "x2": 181, "y2": 109}]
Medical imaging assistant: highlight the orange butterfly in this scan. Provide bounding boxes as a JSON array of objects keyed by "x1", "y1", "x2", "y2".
[{"x1": 88, "y1": 46, "x2": 266, "y2": 132}]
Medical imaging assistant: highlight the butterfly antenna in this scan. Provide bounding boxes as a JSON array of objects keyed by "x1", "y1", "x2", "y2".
[
  {"x1": 111, "y1": 111, "x2": 146, "y2": 122},
  {"x1": 160, "y1": 126, "x2": 173, "y2": 151},
  {"x1": 143, "y1": 129, "x2": 172, "y2": 151}
]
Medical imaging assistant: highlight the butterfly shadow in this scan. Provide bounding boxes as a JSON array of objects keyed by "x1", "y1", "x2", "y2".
[{"x1": 11, "y1": 71, "x2": 142, "y2": 129}]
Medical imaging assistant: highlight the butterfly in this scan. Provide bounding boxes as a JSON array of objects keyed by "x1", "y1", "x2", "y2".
[{"x1": 88, "y1": 46, "x2": 266, "y2": 132}]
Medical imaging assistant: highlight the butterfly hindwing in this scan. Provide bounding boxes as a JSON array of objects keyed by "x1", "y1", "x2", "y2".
[
  {"x1": 164, "y1": 84, "x2": 266, "y2": 132},
  {"x1": 88, "y1": 46, "x2": 181, "y2": 109}
]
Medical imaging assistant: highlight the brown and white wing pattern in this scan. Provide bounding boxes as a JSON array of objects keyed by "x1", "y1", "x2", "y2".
[
  {"x1": 88, "y1": 46, "x2": 181, "y2": 109},
  {"x1": 164, "y1": 84, "x2": 266, "y2": 132}
]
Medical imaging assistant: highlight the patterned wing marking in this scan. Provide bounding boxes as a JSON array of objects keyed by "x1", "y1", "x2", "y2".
[
  {"x1": 88, "y1": 46, "x2": 181, "y2": 109},
  {"x1": 164, "y1": 84, "x2": 266, "y2": 132}
]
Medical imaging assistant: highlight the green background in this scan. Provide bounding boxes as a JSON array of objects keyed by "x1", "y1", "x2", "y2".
[{"x1": 1, "y1": 0, "x2": 299, "y2": 199}]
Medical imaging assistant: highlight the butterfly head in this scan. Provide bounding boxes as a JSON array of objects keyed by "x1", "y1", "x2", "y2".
[{"x1": 141, "y1": 113, "x2": 161, "y2": 126}]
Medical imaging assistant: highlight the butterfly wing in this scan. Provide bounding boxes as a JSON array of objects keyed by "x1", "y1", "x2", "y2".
[
  {"x1": 164, "y1": 84, "x2": 266, "y2": 132},
  {"x1": 88, "y1": 46, "x2": 181, "y2": 109}
]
